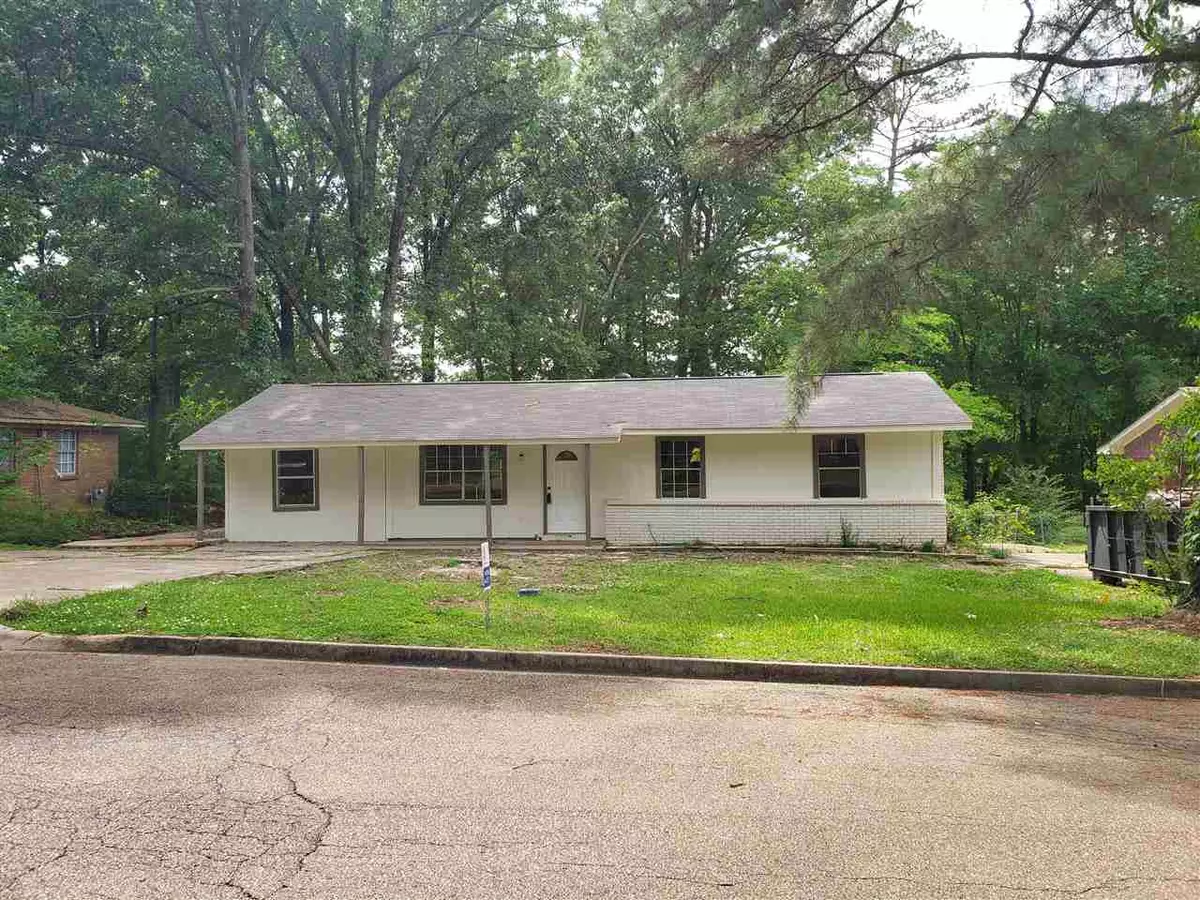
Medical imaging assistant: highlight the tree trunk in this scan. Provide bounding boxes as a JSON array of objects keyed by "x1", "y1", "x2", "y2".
[
  {"x1": 277, "y1": 278, "x2": 295, "y2": 376},
  {"x1": 233, "y1": 79, "x2": 256, "y2": 327},
  {"x1": 963, "y1": 441, "x2": 977, "y2": 504},
  {"x1": 147, "y1": 309, "x2": 163, "y2": 483}
]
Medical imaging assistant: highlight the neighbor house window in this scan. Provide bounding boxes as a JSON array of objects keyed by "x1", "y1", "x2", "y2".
[
  {"x1": 657, "y1": 437, "x2": 705, "y2": 499},
  {"x1": 814, "y1": 434, "x2": 864, "y2": 498},
  {"x1": 55, "y1": 431, "x2": 77, "y2": 477},
  {"x1": 274, "y1": 449, "x2": 319, "y2": 510},
  {"x1": 420, "y1": 445, "x2": 506, "y2": 504},
  {"x1": 0, "y1": 430, "x2": 15, "y2": 472}
]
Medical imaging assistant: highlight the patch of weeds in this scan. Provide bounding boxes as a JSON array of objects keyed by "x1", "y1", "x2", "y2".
[
  {"x1": 0, "y1": 600, "x2": 38, "y2": 623},
  {"x1": 920, "y1": 540, "x2": 937, "y2": 554},
  {"x1": 445, "y1": 558, "x2": 462, "y2": 568},
  {"x1": 989, "y1": 547, "x2": 1008, "y2": 560},
  {"x1": 839, "y1": 517, "x2": 859, "y2": 548}
]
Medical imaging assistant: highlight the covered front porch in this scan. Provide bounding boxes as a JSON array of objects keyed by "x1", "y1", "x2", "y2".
[{"x1": 195, "y1": 441, "x2": 603, "y2": 545}]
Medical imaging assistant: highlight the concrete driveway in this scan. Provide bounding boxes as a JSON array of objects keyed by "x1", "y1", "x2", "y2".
[
  {"x1": 0, "y1": 652, "x2": 1197, "y2": 899},
  {"x1": 0, "y1": 544, "x2": 372, "y2": 609}
]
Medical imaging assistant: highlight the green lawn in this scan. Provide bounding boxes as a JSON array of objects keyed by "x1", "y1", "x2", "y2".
[{"x1": 6, "y1": 552, "x2": 1198, "y2": 677}]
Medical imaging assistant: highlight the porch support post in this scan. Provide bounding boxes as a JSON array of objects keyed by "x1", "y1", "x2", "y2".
[
  {"x1": 195, "y1": 450, "x2": 205, "y2": 542},
  {"x1": 584, "y1": 443, "x2": 592, "y2": 542},
  {"x1": 483, "y1": 444, "x2": 494, "y2": 542},
  {"x1": 356, "y1": 446, "x2": 366, "y2": 544},
  {"x1": 541, "y1": 444, "x2": 548, "y2": 536}
]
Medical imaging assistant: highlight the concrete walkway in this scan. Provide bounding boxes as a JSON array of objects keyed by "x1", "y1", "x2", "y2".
[
  {"x1": 993, "y1": 543, "x2": 1090, "y2": 579},
  {"x1": 0, "y1": 544, "x2": 374, "y2": 609}
]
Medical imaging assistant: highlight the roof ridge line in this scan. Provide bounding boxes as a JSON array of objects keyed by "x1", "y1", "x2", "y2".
[{"x1": 293, "y1": 371, "x2": 914, "y2": 388}]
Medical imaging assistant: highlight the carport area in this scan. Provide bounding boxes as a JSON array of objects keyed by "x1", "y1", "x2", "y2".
[{"x1": 0, "y1": 544, "x2": 374, "y2": 610}]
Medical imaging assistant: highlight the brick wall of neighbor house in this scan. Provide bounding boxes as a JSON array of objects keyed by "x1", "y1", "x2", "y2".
[
  {"x1": 12, "y1": 427, "x2": 119, "y2": 507},
  {"x1": 604, "y1": 501, "x2": 948, "y2": 547},
  {"x1": 1123, "y1": 423, "x2": 1164, "y2": 461}
]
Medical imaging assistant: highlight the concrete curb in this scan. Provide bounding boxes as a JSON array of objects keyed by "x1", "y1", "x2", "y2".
[{"x1": 1, "y1": 628, "x2": 1196, "y2": 698}]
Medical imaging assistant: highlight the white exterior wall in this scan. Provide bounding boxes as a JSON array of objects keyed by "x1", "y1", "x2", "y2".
[
  {"x1": 597, "y1": 430, "x2": 947, "y2": 547},
  {"x1": 223, "y1": 430, "x2": 947, "y2": 546},
  {"x1": 384, "y1": 444, "x2": 543, "y2": 539},
  {"x1": 604, "y1": 501, "x2": 947, "y2": 547},
  {"x1": 224, "y1": 446, "x2": 387, "y2": 542}
]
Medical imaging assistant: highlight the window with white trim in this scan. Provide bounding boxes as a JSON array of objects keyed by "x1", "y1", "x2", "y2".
[
  {"x1": 55, "y1": 431, "x2": 77, "y2": 477},
  {"x1": 420, "y1": 445, "x2": 506, "y2": 504},
  {"x1": 274, "y1": 449, "x2": 319, "y2": 510},
  {"x1": 814, "y1": 434, "x2": 864, "y2": 498}
]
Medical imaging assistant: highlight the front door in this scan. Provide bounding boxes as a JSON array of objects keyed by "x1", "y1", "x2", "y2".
[{"x1": 546, "y1": 444, "x2": 586, "y2": 534}]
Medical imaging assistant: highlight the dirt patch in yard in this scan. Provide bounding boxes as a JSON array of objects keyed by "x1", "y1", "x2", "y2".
[
  {"x1": 427, "y1": 595, "x2": 475, "y2": 609},
  {"x1": 1104, "y1": 609, "x2": 1200, "y2": 639}
]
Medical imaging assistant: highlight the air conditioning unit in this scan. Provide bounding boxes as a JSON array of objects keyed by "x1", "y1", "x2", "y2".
[{"x1": 88, "y1": 486, "x2": 107, "y2": 505}]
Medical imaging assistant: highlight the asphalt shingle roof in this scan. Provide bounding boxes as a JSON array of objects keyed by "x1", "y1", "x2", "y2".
[
  {"x1": 0, "y1": 398, "x2": 143, "y2": 429},
  {"x1": 180, "y1": 373, "x2": 971, "y2": 449}
]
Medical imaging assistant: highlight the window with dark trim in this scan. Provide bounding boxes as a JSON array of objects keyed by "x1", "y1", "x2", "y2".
[
  {"x1": 814, "y1": 434, "x2": 864, "y2": 498},
  {"x1": 274, "y1": 449, "x2": 319, "y2": 510},
  {"x1": 657, "y1": 437, "x2": 705, "y2": 499},
  {"x1": 420, "y1": 445, "x2": 506, "y2": 504}
]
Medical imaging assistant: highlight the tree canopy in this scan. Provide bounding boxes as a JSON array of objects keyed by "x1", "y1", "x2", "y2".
[{"x1": 2, "y1": 0, "x2": 1198, "y2": 507}]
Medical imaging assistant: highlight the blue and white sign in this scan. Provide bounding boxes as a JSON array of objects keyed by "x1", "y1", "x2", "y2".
[{"x1": 481, "y1": 541, "x2": 492, "y2": 591}]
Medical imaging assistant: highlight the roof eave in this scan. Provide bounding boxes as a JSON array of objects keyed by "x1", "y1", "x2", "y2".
[
  {"x1": 1098, "y1": 386, "x2": 1198, "y2": 454},
  {"x1": 180, "y1": 422, "x2": 971, "y2": 450},
  {"x1": 0, "y1": 418, "x2": 144, "y2": 429}
]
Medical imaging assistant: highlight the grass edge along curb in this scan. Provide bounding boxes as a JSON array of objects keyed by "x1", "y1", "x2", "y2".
[{"x1": 2, "y1": 628, "x2": 1196, "y2": 699}]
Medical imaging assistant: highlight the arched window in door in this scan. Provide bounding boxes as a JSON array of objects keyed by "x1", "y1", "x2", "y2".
[{"x1": 554, "y1": 450, "x2": 579, "y2": 462}]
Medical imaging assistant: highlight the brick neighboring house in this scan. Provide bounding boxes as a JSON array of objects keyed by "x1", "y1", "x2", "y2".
[
  {"x1": 0, "y1": 398, "x2": 143, "y2": 508},
  {"x1": 1099, "y1": 385, "x2": 1199, "y2": 460}
]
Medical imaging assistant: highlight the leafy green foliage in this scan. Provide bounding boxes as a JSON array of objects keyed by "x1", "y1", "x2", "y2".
[
  {"x1": 947, "y1": 495, "x2": 1034, "y2": 547},
  {"x1": 0, "y1": 0, "x2": 1197, "y2": 534},
  {"x1": 997, "y1": 467, "x2": 1075, "y2": 544},
  {"x1": 0, "y1": 495, "x2": 167, "y2": 546}
]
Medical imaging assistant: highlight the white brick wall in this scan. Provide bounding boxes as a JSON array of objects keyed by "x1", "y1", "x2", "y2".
[{"x1": 605, "y1": 501, "x2": 947, "y2": 548}]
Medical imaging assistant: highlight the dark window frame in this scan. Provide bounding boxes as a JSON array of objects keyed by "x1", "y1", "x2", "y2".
[
  {"x1": 813, "y1": 434, "x2": 866, "y2": 499},
  {"x1": 418, "y1": 445, "x2": 508, "y2": 506},
  {"x1": 655, "y1": 436, "x2": 706, "y2": 500},
  {"x1": 273, "y1": 448, "x2": 320, "y2": 511}
]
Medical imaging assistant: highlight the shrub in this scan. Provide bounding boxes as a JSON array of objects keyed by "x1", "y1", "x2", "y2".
[
  {"x1": 106, "y1": 478, "x2": 176, "y2": 522},
  {"x1": 997, "y1": 465, "x2": 1076, "y2": 544},
  {"x1": 0, "y1": 493, "x2": 164, "y2": 546},
  {"x1": 947, "y1": 494, "x2": 1034, "y2": 547}
]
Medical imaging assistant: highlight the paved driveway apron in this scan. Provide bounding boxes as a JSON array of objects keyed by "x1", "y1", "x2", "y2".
[
  {"x1": 0, "y1": 545, "x2": 371, "y2": 609},
  {"x1": 0, "y1": 653, "x2": 1197, "y2": 899}
]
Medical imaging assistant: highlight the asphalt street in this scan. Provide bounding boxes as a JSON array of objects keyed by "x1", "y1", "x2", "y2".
[{"x1": 0, "y1": 652, "x2": 1197, "y2": 899}]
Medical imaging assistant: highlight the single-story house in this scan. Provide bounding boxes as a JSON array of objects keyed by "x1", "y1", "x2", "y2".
[
  {"x1": 180, "y1": 372, "x2": 971, "y2": 547},
  {"x1": 0, "y1": 398, "x2": 143, "y2": 507},
  {"x1": 1098, "y1": 384, "x2": 1199, "y2": 459}
]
